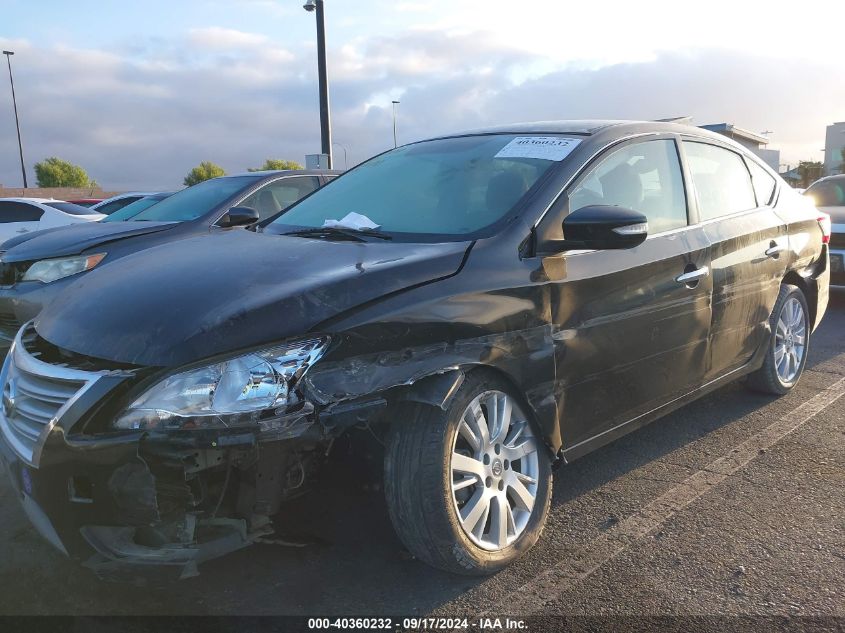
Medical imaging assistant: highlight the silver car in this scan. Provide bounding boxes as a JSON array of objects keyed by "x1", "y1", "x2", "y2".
[{"x1": 805, "y1": 174, "x2": 845, "y2": 286}]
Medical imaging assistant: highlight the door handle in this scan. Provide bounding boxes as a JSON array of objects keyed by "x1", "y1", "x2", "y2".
[
  {"x1": 15, "y1": 229, "x2": 28, "y2": 234},
  {"x1": 765, "y1": 244, "x2": 785, "y2": 258},
  {"x1": 675, "y1": 266, "x2": 709, "y2": 284}
]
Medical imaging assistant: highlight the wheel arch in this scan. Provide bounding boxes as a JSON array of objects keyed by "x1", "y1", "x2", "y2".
[
  {"x1": 782, "y1": 270, "x2": 817, "y2": 328},
  {"x1": 392, "y1": 363, "x2": 559, "y2": 459}
]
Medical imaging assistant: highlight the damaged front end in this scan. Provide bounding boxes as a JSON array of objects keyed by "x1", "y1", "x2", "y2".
[
  {"x1": 0, "y1": 324, "x2": 346, "y2": 581},
  {"x1": 0, "y1": 315, "x2": 558, "y2": 582}
]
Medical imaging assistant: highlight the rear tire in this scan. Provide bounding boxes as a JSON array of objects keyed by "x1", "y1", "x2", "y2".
[
  {"x1": 745, "y1": 284, "x2": 810, "y2": 395},
  {"x1": 384, "y1": 370, "x2": 552, "y2": 575}
]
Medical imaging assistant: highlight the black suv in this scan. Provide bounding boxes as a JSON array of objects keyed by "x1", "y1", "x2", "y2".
[{"x1": 0, "y1": 121, "x2": 829, "y2": 579}]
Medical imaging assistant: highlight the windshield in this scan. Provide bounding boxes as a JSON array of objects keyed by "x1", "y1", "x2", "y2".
[
  {"x1": 45, "y1": 202, "x2": 99, "y2": 216},
  {"x1": 805, "y1": 178, "x2": 845, "y2": 207},
  {"x1": 266, "y1": 134, "x2": 578, "y2": 240},
  {"x1": 103, "y1": 195, "x2": 171, "y2": 222},
  {"x1": 126, "y1": 176, "x2": 260, "y2": 222}
]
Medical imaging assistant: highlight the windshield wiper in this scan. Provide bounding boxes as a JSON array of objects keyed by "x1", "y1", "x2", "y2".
[{"x1": 281, "y1": 227, "x2": 392, "y2": 241}]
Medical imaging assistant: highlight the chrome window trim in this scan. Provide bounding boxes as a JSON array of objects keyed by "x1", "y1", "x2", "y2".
[
  {"x1": 535, "y1": 131, "x2": 784, "y2": 257},
  {"x1": 0, "y1": 324, "x2": 110, "y2": 468}
]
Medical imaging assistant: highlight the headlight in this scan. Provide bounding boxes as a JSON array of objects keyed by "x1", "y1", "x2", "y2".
[
  {"x1": 23, "y1": 253, "x2": 106, "y2": 283},
  {"x1": 112, "y1": 337, "x2": 330, "y2": 431}
]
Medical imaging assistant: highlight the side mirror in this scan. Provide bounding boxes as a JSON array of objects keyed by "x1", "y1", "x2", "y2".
[
  {"x1": 218, "y1": 206, "x2": 260, "y2": 228},
  {"x1": 542, "y1": 205, "x2": 648, "y2": 253}
]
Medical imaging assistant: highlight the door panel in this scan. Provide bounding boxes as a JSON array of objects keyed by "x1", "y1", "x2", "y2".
[
  {"x1": 541, "y1": 137, "x2": 713, "y2": 450},
  {"x1": 703, "y1": 211, "x2": 787, "y2": 379},
  {"x1": 549, "y1": 229, "x2": 712, "y2": 449},
  {"x1": 682, "y1": 142, "x2": 787, "y2": 379},
  {"x1": 0, "y1": 202, "x2": 42, "y2": 242}
]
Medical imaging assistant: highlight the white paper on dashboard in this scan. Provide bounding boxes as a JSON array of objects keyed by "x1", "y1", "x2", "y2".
[
  {"x1": 322, "y1": 212, "x2": 381, "y2": 230},
  {"x1": 494, "y1": 136, "x2": 581, "y2": 161}
]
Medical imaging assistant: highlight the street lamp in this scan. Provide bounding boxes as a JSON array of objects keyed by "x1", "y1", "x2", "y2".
[
  {"x1": 3, "y1": 51, "x2": 27, "y2": 188},
  {"x1": 303, "y1": 0, "x2": 332, "y2": 169},
  {"x1": 391, "y1": 100, "x2": 400, "y2": 148}
]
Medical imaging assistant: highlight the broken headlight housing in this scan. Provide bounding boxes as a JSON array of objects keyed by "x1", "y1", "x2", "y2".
[{"x1": 112, "y1": 337, "x2": 330, "y2": 431}]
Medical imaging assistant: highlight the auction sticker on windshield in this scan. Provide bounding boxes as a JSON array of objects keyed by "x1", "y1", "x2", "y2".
[{"x1": 495, "y1": 136, "x2": 581, "y2": 161}]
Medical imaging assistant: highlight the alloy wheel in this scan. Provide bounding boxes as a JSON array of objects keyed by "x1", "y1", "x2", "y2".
[
  {"x1": 774, "y1": 296, "x2": 806, "y2": 384},
  {"x1": 450, "y1": 391, "x2": 540, "y2": 551}
]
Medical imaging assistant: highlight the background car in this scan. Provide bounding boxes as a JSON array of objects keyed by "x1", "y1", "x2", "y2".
[
  {"x1": 804, "y1": 174, "x2": 844, "y2": 286},
  {"x1": 65, "y1": 198, "x2": 104, "y2": 207},
  {"x1": 0, "y1": 169, "x2": 340, "y2": 342},
  {"x1": 89, "y1": 192, "x2": 157, "y2": 215},
  {"x1": 99, "y1": 191, "x2": 175, "y2": 221},
  {"x1": 0, "y1": 198, "x2": 104, "y2": 243}
]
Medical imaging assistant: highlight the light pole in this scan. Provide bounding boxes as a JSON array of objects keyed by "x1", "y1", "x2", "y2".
[
  {"x1": 391, "y1": 100, "x2": 400, "y2": 148},
  {"x1": 332, "y1": 142, "x2": 348, "y2": 170},
  {"x1": 303, "y1": 0, "x2": 332, "y2": 169},
  {"x1": 3, "y1": 51, "x2": 27, "y2": 188}
]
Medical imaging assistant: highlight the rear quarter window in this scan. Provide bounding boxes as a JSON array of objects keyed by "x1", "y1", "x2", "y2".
[{"x1": 746, "y1": 159, "x2": 777, "y2": 206}]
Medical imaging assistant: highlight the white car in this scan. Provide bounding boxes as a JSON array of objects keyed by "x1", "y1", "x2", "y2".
[{"x1": 0, "y1": 198, "x2": 105, "y2": 243}]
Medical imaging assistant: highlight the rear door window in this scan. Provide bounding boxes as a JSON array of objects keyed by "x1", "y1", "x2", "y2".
[
  {"x1": 569, "y1": 139, "x2": 688, "y2": 233},
  {"x1": 683, "y1": 142, "x2": 757, "y2": 220},
  {"x1": 95, "y1": 197, "x2": 142, "y2": 215},
  {"x1": 0, "y1": 201, "x2": 44, "y2": 223}
]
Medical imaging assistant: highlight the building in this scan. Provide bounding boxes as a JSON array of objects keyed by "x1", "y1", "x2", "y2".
[
  {"x1": 824, "y1": 122, "x2": 845, "y2": 176},
  {"x1": 699, "y1": 123, "x2": 780, "y2": 172}
]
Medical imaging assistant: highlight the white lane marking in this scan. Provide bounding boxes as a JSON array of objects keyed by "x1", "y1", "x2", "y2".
[{"x1": 499, "y1": 376, "x2": 845, "y2": 615}]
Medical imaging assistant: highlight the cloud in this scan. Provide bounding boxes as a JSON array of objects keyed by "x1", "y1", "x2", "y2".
[
  {"x1": 0, "y1": 29, "x2": 840, "y2": 190},
  {"x1": 188, "y1": 27, "x2": 269, "y2": 50}
]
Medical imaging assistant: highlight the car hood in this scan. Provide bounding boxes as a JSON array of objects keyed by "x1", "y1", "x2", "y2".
[
  {"x1": 36, "y1": 229, "x2": 471, "y2": 367},
  {"x1": 1, "y1": 221, "x2": 176, "y2": 262}
]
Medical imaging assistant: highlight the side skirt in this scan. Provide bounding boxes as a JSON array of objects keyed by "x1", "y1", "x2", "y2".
[{"x1": 560, "y1": 347, "x2": 768, "y2": 464}]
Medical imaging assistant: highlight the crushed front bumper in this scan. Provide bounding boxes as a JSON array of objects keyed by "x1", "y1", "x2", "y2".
[{"x1": 0, "y1": 325, "x2": 323, "y2": 581}]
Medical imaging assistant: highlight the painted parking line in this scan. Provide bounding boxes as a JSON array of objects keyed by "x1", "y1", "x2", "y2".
[{"x1": 495, "y1": 376, "x2": 845, "y2": 616}]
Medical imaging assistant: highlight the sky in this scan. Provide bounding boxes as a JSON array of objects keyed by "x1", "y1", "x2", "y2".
[{"x1": 1, "y1": 0, "x2": 844, "y2": 190}]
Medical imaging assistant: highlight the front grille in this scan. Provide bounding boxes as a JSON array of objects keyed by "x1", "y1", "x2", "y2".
[
  {"x1": 830, "y1": 232, "x2": 845, "y2": 249},
  {"x1": 0, "y1": 324, "x2": 104, "y2": 467}
]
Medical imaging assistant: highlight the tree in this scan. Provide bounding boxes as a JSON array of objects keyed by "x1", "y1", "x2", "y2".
[
  {"x1": 184, "y1": 161, "x2": 226, "y2": 186},
  {"x1": 248, "y1": 159, "x2": 303, "y2": 172},
  {"x1": 34, "y1": 157, "x2": 96, "y2": 188},
  {"x1": 839, "y1": 148, "x2": 845, "y2": 175},
  {"x1": 797, "y1": 161, "x2": 825, "y2": 188}
]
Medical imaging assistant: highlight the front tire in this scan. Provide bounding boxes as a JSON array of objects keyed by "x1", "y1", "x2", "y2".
[
  {"x1": 384, "y1": 371, "x2": 552, "y2": 575},
  {"x1": 746, "y1": 284, "x2": 810, "y2": 395}
]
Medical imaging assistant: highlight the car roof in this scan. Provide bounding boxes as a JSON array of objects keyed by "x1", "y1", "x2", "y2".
[
  {"x1": 434, "y1": 119, "x2": 731, "y2": 143},
  {"x1": 223, "y1": 169, "x2": 344, "y2": 178},
  {"x1": 0, "y1": 197, "x2": 57, "y2": 204},
  {"x1": 142, "y1": 191, "x2": 176, "y2": 199},
  {"x1": 811, "y1": 174, "x2": 845, "y2": 184}
]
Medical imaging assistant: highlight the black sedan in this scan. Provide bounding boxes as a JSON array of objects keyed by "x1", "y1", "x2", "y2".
[
  {"x1": 0, "y1": 121, "x2": 829, "y2": 580},
  {"x1": 0, "y1": 169, "x2": 339, "y2": 342}
]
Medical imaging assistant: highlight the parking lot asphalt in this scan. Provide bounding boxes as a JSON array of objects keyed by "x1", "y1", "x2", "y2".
[{"x1": 0, "y1": 291, "x2": 843, "y2": 620}]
